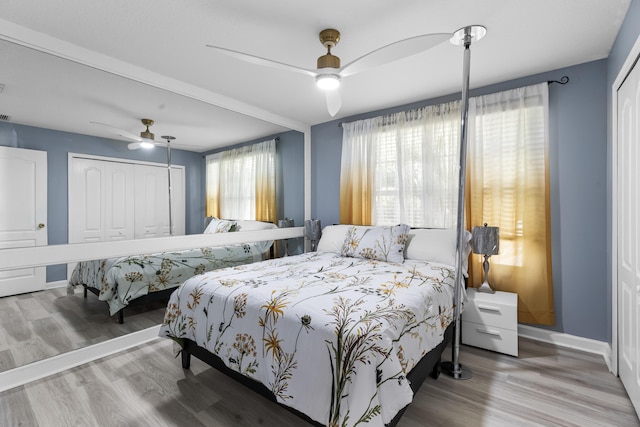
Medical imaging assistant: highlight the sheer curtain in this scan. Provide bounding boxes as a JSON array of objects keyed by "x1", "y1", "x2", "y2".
[
  {"x1": 206, "y1": 139, "x2": 276, "y2": 222},
  {"x1": 468, "y1": 83, "x2": 553, "y2": 325},
  {"x1": 340, "y1": 103, "x2": 461, "y2": 227},
  {"x1": 340, "y1": 83, "x2": 554, "y2": 325}
]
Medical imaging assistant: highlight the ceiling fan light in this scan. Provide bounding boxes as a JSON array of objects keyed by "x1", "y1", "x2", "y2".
[
  {"x1": 140, "y1": 139, "x2": 155, "y2": 149},
  {"x1": 316, "y1": 74, "x2": 340, "y2": 91}
]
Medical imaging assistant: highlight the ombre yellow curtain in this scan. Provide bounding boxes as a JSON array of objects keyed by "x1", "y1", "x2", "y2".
[
  {"x1": 254, "y1": 139, "x2": 277, "y2": 223},
  {"x1": 205, "y1": 153, "x2": 221, "y2": 218},
  {"x1": 339, "y1": 119, "x2": 377, "y2": 225},
  {"x1": 205, "y1": 139, "x2": 276, "y2": 223},
  {"x1": 340, "y1": 105, "x2": 462, "y2": 228},
  {"x1": 467, "y1": 83, "x2": 554, "y2": 325}
]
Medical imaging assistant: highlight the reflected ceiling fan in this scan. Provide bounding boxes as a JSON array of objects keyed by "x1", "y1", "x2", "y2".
[
  {"x1": 207, "y1": 29, "x2": 452, "y2": 116},
  {"x1": 91, "y1": 118, "x2": 162, "y2": 150}
]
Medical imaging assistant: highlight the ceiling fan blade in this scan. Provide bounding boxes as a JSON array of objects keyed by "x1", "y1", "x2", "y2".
[
  {"x1": 90, "y1": 121, "x2": 143, "y2": 142},
  {"x1": 127, "y1": 142, "x2": 143, "y2": 150},
  {"x1": 325, "y1": 90, "x2": 342, "y2": 117},
  {"x1": 206, "y1": 45, "x2": 317, "y2": 77},
  {"x1": 340, "y1": 33, "x2": 452, "y2": 77}
]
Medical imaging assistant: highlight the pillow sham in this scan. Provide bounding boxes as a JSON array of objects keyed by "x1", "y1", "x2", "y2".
[
  {"x1": 203, "y1": 217, "x2": 237, "y2": 234},
  {"x1": 317, "y1": 224, "x2": 352, "y2": 253},
  {"x1": 340, "y1": 224, "x2": 410, "y2": 263},
  {"x1": 404, "y1": 228, "x2": 472, "y2": 275},
  {"x1": 235, "y1": 220, "x2": 277, "y2": 231}
]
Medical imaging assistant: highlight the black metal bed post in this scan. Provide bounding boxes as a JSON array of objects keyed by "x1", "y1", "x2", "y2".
[{"x1": 442, "y1": 25, "x2": 486, "y2": 380}]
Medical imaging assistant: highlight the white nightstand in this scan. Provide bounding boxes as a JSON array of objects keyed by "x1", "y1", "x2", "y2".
[{"x1": 461, "y1": 288, "x2": 518, "y2": 357}]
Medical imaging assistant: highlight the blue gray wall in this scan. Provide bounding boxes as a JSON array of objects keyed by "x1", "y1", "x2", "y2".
[{"x1": 310, "y1": 59, "x2": 609, "y2": 342}]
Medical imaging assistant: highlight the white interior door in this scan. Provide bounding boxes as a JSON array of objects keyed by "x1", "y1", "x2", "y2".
[
  {"x1": 68, "y1": 157, "x2": 136, "y2": 277},
  {"x1": 134, "y1": 164, "x2": 185, "y2": 238},
  {"x1": 617, "y1": 55, "x2": 640, "y2": 416},
  {"x1": 69, "y1": 157, "x2": 106, "y2": 244},
  {"x1": 105, "y1": 161, "x2": 135, "y2": 241},
  {"x1": 0, "y1": 146, "x2": 47, "y2": 297}
]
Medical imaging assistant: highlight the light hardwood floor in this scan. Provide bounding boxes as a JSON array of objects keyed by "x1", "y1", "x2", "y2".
[
  {"x1": 0, "y1": 286, "x2": 166, "y2": 373},
  {"x1": 1, "y1": 337, "x2": 637, "y2": 427}
]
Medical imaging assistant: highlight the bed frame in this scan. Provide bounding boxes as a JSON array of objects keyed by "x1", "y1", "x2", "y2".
[
  {"x1": 82, "y1": 284, "x2": 174, "y2": 324},
  {"x1": 180, "y1": 321, "x2": 454, "y2": 426}
]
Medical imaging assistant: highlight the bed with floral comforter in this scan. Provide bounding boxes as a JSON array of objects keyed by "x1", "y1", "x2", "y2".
[
  {"x1": 159, "y1": 248, "x2": 457, "y2": 427},
  {"x1": 68, "y1": 243, "x2": 267, "y2": 317}
]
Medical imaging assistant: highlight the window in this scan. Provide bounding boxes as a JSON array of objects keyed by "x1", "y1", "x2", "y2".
[
  {"x1": 341, "y1": 83, "x2": 554, "y2": 325},
  {"x1": 206, "y1": 139, "x2": 276, "y2": 221},
  {"x1": 341, "y1": 103, "x2": 461, "y2": 228}
]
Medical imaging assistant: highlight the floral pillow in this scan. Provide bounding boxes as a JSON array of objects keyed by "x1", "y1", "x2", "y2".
[
  {"x1": 340, "y1": 224, "x2": 410, "y2": 263},
  {"x1": 204, "y1": 217, "x2": 237, "y2": 234}
]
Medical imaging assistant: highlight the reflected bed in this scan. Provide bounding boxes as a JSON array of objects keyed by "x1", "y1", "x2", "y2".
[{"x1": 68, "y1": 219, "x2": 276, "y2": 323}]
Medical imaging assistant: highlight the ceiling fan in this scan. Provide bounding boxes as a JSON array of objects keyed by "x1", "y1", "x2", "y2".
[
  {"x1": 91, "y1": 118, "x2": 161, "y2": 150},
  {"x1": 207, "y1": 29, "x2": 452, "y2": 117}
]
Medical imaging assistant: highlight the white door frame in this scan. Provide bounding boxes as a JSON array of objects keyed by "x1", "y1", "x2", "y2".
[{"x1": 611, "y1": 32, "x2": 640, "y2": 376}]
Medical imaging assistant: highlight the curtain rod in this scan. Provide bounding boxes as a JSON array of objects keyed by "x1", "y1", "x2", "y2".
[
  {"x1": 338, "y1": 78, "x2": 568, "y2": 129},
  {"x1": 201, "y1": 136, "x2": 280, "y2": 157},
  {"x1": 548, "y1": 75, "x2": 569, "y2": 85}
]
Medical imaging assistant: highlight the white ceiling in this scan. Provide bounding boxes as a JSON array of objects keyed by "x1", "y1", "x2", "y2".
[{"x1": 0, "y1": 0, "x2": 631, "y2": 152}]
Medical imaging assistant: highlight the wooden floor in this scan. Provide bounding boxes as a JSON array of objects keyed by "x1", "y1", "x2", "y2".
[
  {"x1": 1, "y1": 337, "x2": 637, "y2": 427},
  {"x1": 0, "y1": 286, "x2": 166, "y2": 373}
]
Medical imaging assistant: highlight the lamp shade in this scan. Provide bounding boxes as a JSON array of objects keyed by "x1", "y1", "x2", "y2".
[
  {"x1": 278, "y1": 218, "x2": 294, "y2": 228},
  {"x1": 471, "y1": 224, "x2": 499, "y2": 256},
  {"x1": 304, "y1": 219, "x2": 322, "y2": 241}
]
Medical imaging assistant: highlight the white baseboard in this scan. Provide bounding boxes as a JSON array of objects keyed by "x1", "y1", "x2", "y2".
[
  {"x1": 518, "y1": 324, "x2": 614, "y2": 372},
  {"x1": 0, "y1": 325, "x2": 161, "y2": 393},
  {"x1": 45, "y1": 279, "x2": 67, "y2": 290}
]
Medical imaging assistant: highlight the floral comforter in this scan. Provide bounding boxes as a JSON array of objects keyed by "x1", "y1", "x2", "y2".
[
  {"x1": 68, "y1": 244, "x2": 266, "y2": 315},
  {"x1": 159, "y1": 251, "x2": 457, "y2": 426}
]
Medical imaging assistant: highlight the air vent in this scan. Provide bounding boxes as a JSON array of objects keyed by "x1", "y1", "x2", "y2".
[{"x1": 0, "y1": 114, "x2": 11, "y2": 121}]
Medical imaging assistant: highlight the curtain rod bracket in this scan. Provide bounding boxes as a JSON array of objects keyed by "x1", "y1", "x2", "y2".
[{"x1": 548, "y1": 76, "x2": 569, "y2": 85}]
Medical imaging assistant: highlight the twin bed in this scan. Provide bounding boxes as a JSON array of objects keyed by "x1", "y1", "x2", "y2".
[
  {"x1": 68, "y1": 219, "x2": 277, "y2": 323},
  {"x1": 159, "y1": 224, "x2": 470, "y2": 426}
]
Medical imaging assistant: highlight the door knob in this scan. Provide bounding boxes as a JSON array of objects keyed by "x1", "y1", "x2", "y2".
[{"x1": 38, "y1": 223, "x2": 45, "y2": 229}]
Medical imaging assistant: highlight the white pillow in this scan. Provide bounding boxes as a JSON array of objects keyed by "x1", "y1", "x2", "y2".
[
  {"x1": 235, "y1": 220, "x2": 277, "y2": 254},
  {"x1": 203, "y1": 217, "x2": 237, "y2": 233},
  {"x1": 317, "y1": 224, "x2": 353, "y2": 253},
  {"x1": 340, "y1": 224, "x2": 410, "y2": 263},
  {"x1": 319, "y1": 225, "x2": 471, "y2": 272},
  {"x1": 235, "y1": 220, "x2": 277, "y2": 231},
  {"x1": 404, "y1": 228, "x2": 472, "y2": 274}
]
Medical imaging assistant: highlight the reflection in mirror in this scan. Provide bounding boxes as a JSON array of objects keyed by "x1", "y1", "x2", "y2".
[
  {"x1": 0, "y1": 272, "x2": 165, "y2": 373},
  {"x1": 0, "y1": 39, "x2": 304, "y2": 372}
]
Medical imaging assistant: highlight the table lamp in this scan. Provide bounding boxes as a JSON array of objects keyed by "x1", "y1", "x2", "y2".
[
  {"x1": 304, "y1": 219, "x2": 322, "y2": 251},
  {"x1": 472, "y1": 223, "x2": 500, "y2": 293}
]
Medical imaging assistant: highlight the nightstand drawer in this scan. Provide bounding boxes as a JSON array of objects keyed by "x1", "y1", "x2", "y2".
[
  {"x1": 463, "y1": 289, "x2": 517, "y2": 331},
  {"x1": 461, "y1": 321, "x2": 518, "y2": 356}
]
